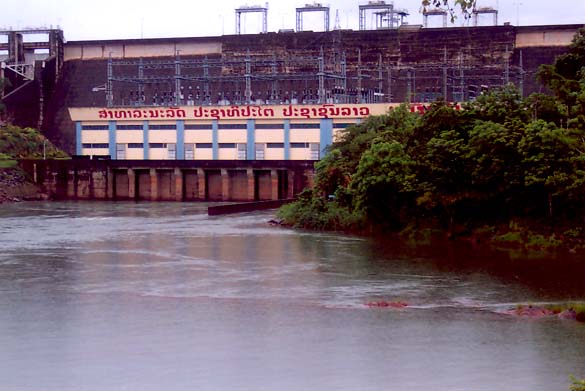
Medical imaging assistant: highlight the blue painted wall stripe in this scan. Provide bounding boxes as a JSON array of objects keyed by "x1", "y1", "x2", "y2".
[
  {"x1": 212, "y1": 120, "x2": 219, "y2": 160},
  {"x1": 143, "y1": 121, "x2": 149, "y2": 159},
  {"x1": 284, "y1": 120, "x2": 290, "y2": 160},
  {"x1": 108, "y1": 121, "x2": 116, "y2": 159},
  {"x1": 247, "y1": 119, "x2": 255, "y2": 160},
  {"x1": 176, "y1": 120, "x2": 185, "y2": 160},
  {"x1": 75, "y1": 122, "x2": 82, "y2": 155},
  {"x1": 320, "y1": 119, "x2": 333, "y2": 158}
]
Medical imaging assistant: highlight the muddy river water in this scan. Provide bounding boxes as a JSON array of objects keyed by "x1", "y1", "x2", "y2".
[{"x1": 1, "y1": 201, "x2": 584, "y2": 391}]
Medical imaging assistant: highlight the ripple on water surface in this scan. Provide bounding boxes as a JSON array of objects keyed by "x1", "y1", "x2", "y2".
[{"x1": 1, "y1": 202, "x2": 585, "y2": 391}]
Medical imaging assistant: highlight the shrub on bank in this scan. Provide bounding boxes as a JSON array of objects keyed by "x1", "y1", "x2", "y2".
[
  {"x1": 0, "y1": 125, "x2": 67, "y2": 159},
  {"x1": 277, "y1": 189, "x2": 365, "y2": 232},
  {"x1": 0, "y1": 152, "x2": 17, "y2": 168},
  {"x1": 278, "y1": 29, "x2": 585, "y2": 249},
  {"x1": 570, "y1": 376, "x2": 585, "y2": 391}
]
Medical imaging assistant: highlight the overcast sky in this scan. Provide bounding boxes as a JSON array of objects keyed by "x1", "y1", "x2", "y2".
[{"x1": 0, "y1": 0, "x2": 583, "y2": 41}]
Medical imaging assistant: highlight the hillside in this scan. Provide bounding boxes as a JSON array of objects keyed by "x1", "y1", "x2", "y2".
[{"x1": 0, "y1": 125, "x2": 67, "y2": 203}]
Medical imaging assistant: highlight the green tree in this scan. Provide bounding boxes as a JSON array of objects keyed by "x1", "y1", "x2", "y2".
[
  {"x1": 421, "y1": 0, "x2": 477, "y2": 21},
  {"x1": 352, "y1": 141, "x2": 417, "y2": 229},
  {"x1": 464, "y1": 120, "x2": 529, "y2": 221},
  {"x1": 464, "y1": 84, "x2": 530, "y2": 124},
  {"x1": 468, "y1": 121, "x2": 524, "y2": 193},
  {"x1": 314, "y1": 104, "x2": 419, "y2": 202},
  {"x1": 570, "y1": 376, "x2": 585, "y2": 391},
  {"x1": 525, "y1": 93, "x2": 565, "y2": 125},
  {"x1": 518, "y1": 120, "x2": 579, "y2": 218},
  {"x1": 279, "y1": 28, "x2": 585, "y2": 235},
  {"x1": 0, "y1": 125, "x2": 67, "y2": 159},
  {"x1": 537, "y1": 28, "x2": 585, "y2": 128}
]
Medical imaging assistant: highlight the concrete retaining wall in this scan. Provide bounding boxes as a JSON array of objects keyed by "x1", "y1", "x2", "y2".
[{"x1": 19, "y1": 159, "x2": 314, "y2": 202}]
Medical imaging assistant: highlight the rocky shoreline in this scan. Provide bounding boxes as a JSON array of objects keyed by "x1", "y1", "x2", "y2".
[{"x1": 0, "y1": 168, "x2": 48, "y2": 204}]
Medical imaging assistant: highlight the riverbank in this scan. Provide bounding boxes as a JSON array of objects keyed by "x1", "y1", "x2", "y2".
[
  {"x1": 0, "y1": 124, "x2": 66, "y2": 203},
  {"x1": 0, "y1": 167, "x2": 47, "y2": 203},
  {"x1": 397, "y1": 220, "x2": 585, "y2": 255},
  {"x1": 275, "y1": 204, "x2": 585, "y2": 255}
]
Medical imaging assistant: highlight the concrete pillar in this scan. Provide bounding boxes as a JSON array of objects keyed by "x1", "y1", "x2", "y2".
[
  {"x1": 107, "y1": 167, "x2": 114, "y2": 199},
  {"x1": 67, "y1": 168, "x2": 76, "y2": 198},
  {"x1": 287, "y1": 170, "x2": 295, "y2": 198},
  {"x1": 77, "y1": 170, "x2": 90, "y2": 198},
  {"x1": 197, "y1": 168, "x2": 206, "y2": 200},
  {"x1": 247, "y1": 168, "x2": 255, "y2": 201},
  {"x1": 271, "y1": 169, "x2": 279, "y2": 200},
  {"x1": 43, "y1": 161, "x2": 57, "y2": 196},
  {"x1": 128, "y1": 169, "x2": 136, "y2": 199},
  {"x1": 149, "y1": 168, "x2": 158, "y2": 201},
  {"x1": 92, "y1": 170, "x2": 107, "y2": 199},
  {"x1": 8, "y1": 32, "x2": 25, "y2": 63},
  {"x1": 174, "y1": 168, "x2": 183, "y2": 201},
  {"x1": 45, "y1": 171, "x2": 57, "y2": 197},
  {"x1": 221, "y1": 169, "x2": 230, "y2": 201}
]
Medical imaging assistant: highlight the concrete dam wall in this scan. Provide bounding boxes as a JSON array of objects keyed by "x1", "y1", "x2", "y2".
[
  {"x1": 19, "y1": 159, "x2": 315, "y2": 202},
  {"x1": 37, "y1": 24, "x2": 581, "y2": 155}
]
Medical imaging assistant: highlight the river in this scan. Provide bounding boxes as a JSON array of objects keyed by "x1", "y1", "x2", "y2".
[{"x1": 0, "y1": 201, "x2": 584, "y2": 391}]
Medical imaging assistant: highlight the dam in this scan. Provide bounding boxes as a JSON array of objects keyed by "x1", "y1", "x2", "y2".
[
  {"x1": 1, "y1": 22, "x2": 581, "y2": 158},
  {"x1": 1, "y1": 7, "x2": 583, "y2": 200}
]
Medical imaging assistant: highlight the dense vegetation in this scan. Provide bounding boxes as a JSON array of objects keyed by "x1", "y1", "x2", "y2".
[
  {"x1": 0, "y1": 125, "x2": 67, "y2": 164},
  {"x1": 279, "y1": 28, "x2": 585, "y2": 249},
  {"x1": 0, "y1": 125, "x2": 66, "y2": 202}
]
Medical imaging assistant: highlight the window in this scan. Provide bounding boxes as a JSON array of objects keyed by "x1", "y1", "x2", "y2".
[
  {"x1": 219, "y1": 143, "x2": 236, "y2": 148},
  {"x1": 149, "y1": 143, "x2": 167, "y2": 148},
  {"x1": 185, "y1": 124, "x2": 212, "y2": 130},
  {"x1": 168, "y1": 143, "x2": 176, "y2": 159},
  {"x1": 333, "y1": 123, "x2": 354, "y2": 129},
  {"x1": 310, "y1": 143, "x2": 320, "y2": 160},
  {"x1": 82, "y1": 125, "x2": 109, "y2": 130},
  {"x1": 255, "y1": 143, "x2": 265, "y2": 160},
  {"x1": 290, "y1": 142, "x2": 309, "y2": 148},
  {"x1": 117, "y1": 125, "x2": 143, "y2": 130},
  {"x1": 218, "y1": 123, "x2": 247, "y2": 130},
  {"x1": 256, "y1": 123, "x2": 284, "y2": 129},
  {"x1": 185, "y1": 144, "x2": 195, "y2": 159},
  {"x1": 116, "y1": 143, "x2": 126, "y2": 160},
  {"x1": 82, "y1": 143, "x2": 109, "y2": 149},
  {"x1": 195, "y1": 143, "x2": 213, "y2": 148},
  {"x1": 266, "y1": 143, "x2": 284, "y2": 148},
  {"x1": 290, "y1": 123, "x2": 320, "y2": 129},
  {"x1": 149, "y1": 124, "x2": 176, "y2": 130},
  {"x1": 128, "y1": 143, "x2": 144, "y2": 149},
  {"x1": 237, "y1": 143, "x2": 247, "y2": 160}
]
